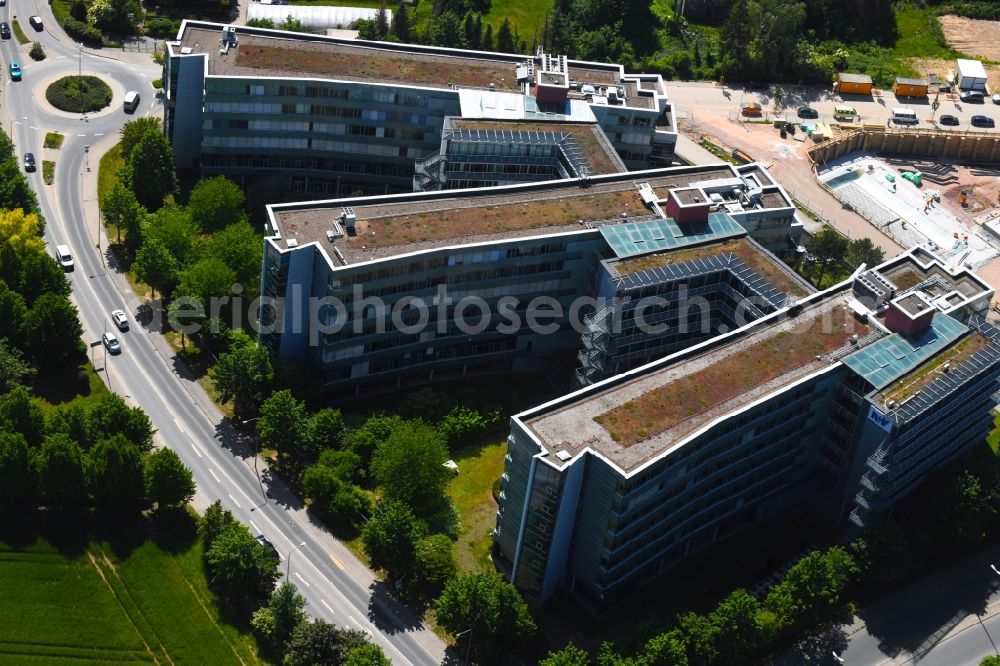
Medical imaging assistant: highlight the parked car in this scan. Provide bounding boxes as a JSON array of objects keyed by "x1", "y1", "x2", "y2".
[
  {"x1": 111, "y1": 309, "x2": 129, "y2": 331},
  {"x1": 255, "y1": 535, "x2": 279, "y2": 559},
  {"x1": 939, "y1": 114, "x2": 960, "y2": 126},
  {"x1": 9, "y1": 61, "x2": 20, "y2": 81},
  {"x1": 23, "y1": 153, "x2": 35, "y2": 172},
  {"x1": 0, "y1": 22, "x2": 10, "y2": 39},
  {"x1": 960, "y1": 90, "x2": 985, "y2": 103},
  {"x1": 971, "y1": 115, "x2": 995, "y2": 128},
  {"x1": 797, "y1": 106, "x2": 819, "y2": 119},
  {"x1": 102, "y1": 331, "x2": 122, "y2": 354},
  {"x1": 993, "y1": 94, "x2": 1000, "y2": 105}
]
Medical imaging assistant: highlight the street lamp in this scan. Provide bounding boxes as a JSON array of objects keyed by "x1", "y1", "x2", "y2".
[
  {"x1": 78, "y1": 43, "x2": 82, "y2": 77},
  {"x1": 454, "y1": 628, "x2": 473, "y2": 665},
  {"x1": 832, "y1": 651, "x2": 845, "y2": 663},
  {"x1": 241, "y1": 417, "x2": 267, "y2": 507},
  {"x1": 990, "y1": 564, "x2": 1000, "y2": 576}
]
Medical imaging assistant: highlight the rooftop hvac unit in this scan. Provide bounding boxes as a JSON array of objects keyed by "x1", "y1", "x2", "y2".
[{"x1": 341, "y1": 206, "x2": 356, "y2": 230}]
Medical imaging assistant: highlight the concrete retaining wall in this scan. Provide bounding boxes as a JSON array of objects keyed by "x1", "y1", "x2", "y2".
[{"x1": 808, "y1": 127, "x2": 1000, "y2": 166}]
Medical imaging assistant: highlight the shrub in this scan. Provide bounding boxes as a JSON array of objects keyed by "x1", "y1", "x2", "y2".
[
  {"x1": 45, "y1": 76, "x2": 113, "y2": 113},
  {"x1": 144, "y1": 18, "x2": 179, "y2": 38},
  {"x1": 29, "y1": 42, "x2": 45, "y2": 61},
  {"x1": 152, "y1": 79, "x2": 163, "y2": 89},
  {"x1": 63, "y1": 17, "x2": 103, "y2": 46}
]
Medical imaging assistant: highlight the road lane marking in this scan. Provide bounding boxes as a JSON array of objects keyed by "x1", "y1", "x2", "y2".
[
  {"x1": 250, "y1": 521, "x2": 260, "y2": 533},
  {"x1": 320, "y1": 599, "x2": 334, "y2": 614},
  {"x1": 174, "y1": 419, "x2": 186, "y2": 435},
  {"x1": 349, "y1": 616, "x2": 373, "y2": 637},
  {"x1": 294, "y1": 572, "x2": 311, "y2": 587},
  {"x1": 228, "y1": 494, "x2": 242, "y2": 509},
  {"x1": 329, "y1": 554, "x2": 345, "y2": 570},
  {"x1": 190, "y1": 442, "x2": 203, "y2": 458},
  {"x1": 209, "y1": 468, "x2": 220, "y2": 483}
]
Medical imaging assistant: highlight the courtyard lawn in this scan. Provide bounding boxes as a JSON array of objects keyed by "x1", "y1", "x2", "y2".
[{"x1": 448, "y1": 435, "x2": 507, "y2": 573}]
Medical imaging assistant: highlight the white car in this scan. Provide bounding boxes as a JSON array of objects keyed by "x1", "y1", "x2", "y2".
[
  {"x1": 102, "y1": 331, "x2": 121, "y2": 354},
  {"x1": 993, "y1": 93, "x2": 1000, "y2": 105},
  {"x1": 111, "y1": 309, "x2": 129, "y2": 331}
]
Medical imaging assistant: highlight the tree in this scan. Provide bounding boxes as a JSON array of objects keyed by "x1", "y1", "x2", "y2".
[
  {"x1": 246, "y1": 18, "x2": 275, "y2": 29},
  {"x1": 362, "y1": 499, "x2": 427, "y2": 582},
  {"x1": 0, "y1": 338, "x2": 35, "y2": 392},
  {"x1": 344, "y1": 413, "x2": 402, "y2": 469},
  {"x1": 764, "y1": 547, "x2": 857, "y2": 630},
  {"x1": 209, "y1": 341, "x2": 274, "y2": 418},
  {"x1": 18, "y1": 250, "x2": 71, "y2": 305},
  {"x1": 370, "y1": 420, "x2": 449, "y2": 518},
  {"x1": 251, "y1": 581, "x2": 307, "y2": 652},
  {"x1": 980, "y1": 657, "x2": 1000, "y2": 666},
  {"x1": 101, "y1": 180, "x2": 146, "y2": 249},
  {"x1": 0, "y1": 159, "x2": 39, "y2": 214},
  {"x1": 22, "y1": 293, "x2": 83, "y2": 370},
  {"x1": 187, "y1": 176, "x2": 247, "y2": 233},
  {"x1": 205, "y1": 521, "x2": 281, "y2": 612},
  {"x1": 463, "y1": 12, "x2": 482, "y2": 50},
  {"x1": 120, "y1": 116, "x2": 162, "y2": 164},
  {"x1": 0, "y1": 431, "x2": 36, "y2": 505},
  {"x1": 0, "y1": 280, "x2": 27, "y2": 346},
  {"x1": 427, "y1": 11, "x2": 466, "y2": 48},
  {"x1": 129, "y1": 130, "x2": 178, "y2": 210},
  {"x1": 845, "y1": 238, "x2": 885, "y2": 270},
  {"x1": 374, "y1": 0, "x2": 390, "y2": 35},
  {"x1": 850, "y1": 519, "x2": 913, "y2": 588},
  {"x1": 89, "y1": 393, "x2": 155, "y2": 451},
  {"x1": 414, "y1": 533, "x2": 457, "y2": 597},
  {"x1": 540, "y1": 642, "x2": 591, "y2": 666},
  {"x1": 392, "y1": 1, "x2": 410, "y2": 41},
  {"x1": 303, "y1": 449, "x2": 372, "y2": 525},
  {"x1": 708, "y1": 589, "x2": 765, "y2": 665},
  {"x1": 0, "y1": 208, "x2": 45, "y2": 262},
  {"x1": 47, "y1": 404, "x2": 95, "y2": 451},
  {"x1": 434, "y1": 570, "x2": 536, "y2": 660},
  {"x1": 87, "y1": 435, "x2": 146, "y2": 510},
  {"x1": 278, "y1": 15, "x2": 305, "y2": 31},
  {"x1": 132, "y1": 238, "x2": 179, "y2": 300},
  {"x1": 143, "y1": 204, "x2": 202, "y2": 267},
  {"x1": 304, "y1": 407, "x2": 346, "y2": 461},
  {"x1": 200, "y1": 499, "x2": 236, "y2": 551},
  {"x1": 285, "y1": 620, "x2": 369, "y2": 666},
  {"x1": 174, "y1": 257, "x2": 237, "y2": 327},
  {"x1": 641, "y1": 630, "x2": 688, "y2": 666},
  {"x1": 931, "y1": 92, "x2": 941, "y2": 121},
  {"x1": 0, "y1": 385, "x2": 46, "y2": 446},
  {"x1": 258, "y1": 389, "x2": 308, "y2": 459},
  {"x1": 204, "y1": 220, "x2": 262, "y2": 290},
  {"x1": 771, "y1": 85, "x2": 784, "y2": 110},
  {"x1": 481, "y1": 24, "x2": 494, "y2": 51},
  {"x1": 496, "y1": 17, "x2": 515, "y2": 52},
  {"x1": 805, "y1": 227, "x2": 848, "y2": 285},
  {"x1": 344, "y1": 643, "x2": 391, "y2": 666},
  {"x1": 37, "y1": 433, "x2": 88, "y2": 507},
  {"x1": 675, "y1": 611, "x2": 718, "y2": 666},
  {"x1": 145, "y1": 448, "x2": 196, "y2": 508}
]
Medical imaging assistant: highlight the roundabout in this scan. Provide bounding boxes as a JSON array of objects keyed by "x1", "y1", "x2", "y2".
[{"x1": 45, "y1": 74, "x2": 113, "y2": 113}]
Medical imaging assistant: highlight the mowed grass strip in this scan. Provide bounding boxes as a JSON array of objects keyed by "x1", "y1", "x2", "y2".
[
  {"x1": 0, "y1": 546, "x2": 151, "y2": 663},
  {"x1": 448, "y1": 438, "x2": 506, "y2": 573},
  {"x1": 0, "y1": 519, "x2": 261, "y2": 666}
]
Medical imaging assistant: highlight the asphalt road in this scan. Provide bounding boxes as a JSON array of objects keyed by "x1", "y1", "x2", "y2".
[
  {"x1": 1, "y1": 3, "x2": 447, "y2": 664},
  {"x1": 665, "y1": 80, "x2": 1000, "y2": 133}
]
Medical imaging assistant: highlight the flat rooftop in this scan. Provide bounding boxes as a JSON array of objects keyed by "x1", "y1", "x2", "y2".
[
  {"x1": 877, "y1": 329, "x2": 990, "y2": 406},
  {"x1": 271, "y1": 166, "x2": 741, "y2": 262},
  {"x1": 178, "y1": 24, "x2": 649, "y2": 106},
  {"x1": 528, "y1": 297, "x2": 872, "y2": 472},
  {"x1": 609, "y1": 237, "x2": 813, "y2": 298},
  {"x1": 449, "y1": 119, "x2": 626, "y2": 176}
]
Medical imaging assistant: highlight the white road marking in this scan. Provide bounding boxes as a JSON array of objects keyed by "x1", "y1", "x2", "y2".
[
  {"x1": 29, "y1": 126, "x2": 37, "y2": 130},
  {"x1": 208, "y1": 468, "x2": 220, "y2": 483},
  {"x1": 190, "y1": 442, "x2": 203, "y2": 458},
  {"x1": 94, "y1": 133, "x2": 103, "y2": 136},
  {"x1": 294, "y1": 572, "x2": 310, "y2": 587},
  {"x1": 249, "y1": 520, "x2": 260, "y2": 533},
  {"x1": 349, "y1": 616, "x2": 374, "y2": 637},
  {"x1": 77, "y1": 134, "x2": 86, "y2": 137},
  {"x1": 174, "y1": 418, "x2": 185, "y2": 435},
  {"x1": 320, "y1": 599, "x2": 334, "y2": 614},
  {"x1": 228, "y1": 493, "x2": 242, "y2": 509}
]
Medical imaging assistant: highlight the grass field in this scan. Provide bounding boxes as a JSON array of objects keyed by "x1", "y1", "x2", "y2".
[
  {"x1": 42, "y1": 160, "x2": 55, "y2": 185},
  {"x1": 97, "y1": 142, "x2": 124, "y2": 201},
  {"x1": 33, "y1": 361, "x2": 108, "y2": 413},
  {"x1": 44, "y1": 132, "x2": 64, "y2": 149},
  {"x1": 11, "y1": 19, "x2": 29, "y2": 45},
  {"x1": 447, "y1": 435, "x2": 507, "y2": 573},
  {"x1": 892, "y1": 4, "x2": 958, "y2": 60},
  {"x1": 0, "y1": 510, "x2": 263, "y2": 666}
]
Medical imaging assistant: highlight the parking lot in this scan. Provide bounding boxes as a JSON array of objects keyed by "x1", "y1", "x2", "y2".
[{"x1": 667, "y1": 81, "x2": 1000, "y2": 133}]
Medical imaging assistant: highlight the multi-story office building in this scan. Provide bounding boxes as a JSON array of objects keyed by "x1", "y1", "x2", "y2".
[
  {"x1": 164, "y1": 21, "x2": 679, "y2": 198},
  {"x1": 494, "y1": 246, "x2": 999, "y2": 611},
  {"x1": 260, "y1": 162, "x2": 804, "y2": 401}
]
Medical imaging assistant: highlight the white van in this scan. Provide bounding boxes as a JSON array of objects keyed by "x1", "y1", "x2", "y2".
[
  {"x1": 891, "y1": 108, "x2": 918, "y2": 125},
  {"x1": 55, "y1": 244, "x2": 74, "y2": 270},
  {"x1": 123, "y1": 90, "x2": 140, "y2": 113}
]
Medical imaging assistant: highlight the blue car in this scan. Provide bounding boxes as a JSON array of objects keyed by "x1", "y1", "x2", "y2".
[{"x1": 9, "y1": 61, "x2": 20, "y2": 81}]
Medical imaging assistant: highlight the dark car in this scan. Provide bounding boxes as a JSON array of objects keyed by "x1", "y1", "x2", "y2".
[
  {"x1": 255, "y1": 535, "x2": 279, "y2": 559},
  {"x1": 971, "y1": 115, "x2": 996, "y2": 128},
  {"x1": 23, "y1": 153, "x2": 35, "y2": 172},
  {"x1": 0, "y1": 22, "x2": 10, "y2": 39},
  {"x1": 939, "y1": 114, "x2": 960, "y2": 126},
  {"x1": 797, "y1": 106, "x2": 819, "y2": 119}
]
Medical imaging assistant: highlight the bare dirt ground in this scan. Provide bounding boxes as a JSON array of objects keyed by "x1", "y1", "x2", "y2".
[
  {"x1": 678, "y1": 116, "x2": 905, "y2": 255},
  {"x1": 939, "y1": 15, "x2": 1000, "y2": 65}
]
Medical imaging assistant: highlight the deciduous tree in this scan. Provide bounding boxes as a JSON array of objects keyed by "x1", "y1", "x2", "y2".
[
  {"x1": 709, "y1": 589, "x2": 765, "y2": 665},
  {"x1": 0, "y1": 338, "x2": 35, "y2": 392},
  {"x1": 370, "y1": 419, "x2": 449, "y2": 518},
  {"x1": 0, "y1": 431, "x2": 37, "y2": 505},
  {"x1": 362, "y1": 499, "x2": 427, "y2": 582},
  {"x1": 145, "y1": 447, "x2": 196, "y2": 508},
  {"x1": 101, "y1": 180, "x2": 146, "y2": 250},
  {"x1": 251, "y1": 581, "x2": 307, "y2": 652},
  {"x1": 200, "y1": 499, "x2": 235, "y2": 550},
  {"x1": 345, "y1": 643, "x2": 391, "y2": 666},
  {"x1": 764, "y1": 547, "x2": 857, "y2": 631},
  {"x1": 87, "y1": 434, "x2": 146, "y2": 510},
  {"x1": 303, "y1": 449, "x2": 372, "y2": 525},
  {"x1": 539, "y1": 642, "x2": 591, "y2": 666},
  {"x1": 132, "y1": 238, "x2": 179, "y2": 300},
  {"x1": 187, "y1": 176, "x2": 246, "y2": 233},
  {"x1": 120, "y1": 116, "x2": 162, "y2": 165},
  {"x1": 434, "y1": 570, "x2": 536, "y2": 660},
  {"x1": 205, "y1": 521, "x2": 281, "y2": 612},
  {"x1": 285, "y1": 620, "x2": 369, "y2": 666},
  {"x1": 204, "y1": 220, "x2": 262, "y2": 290},
  {"x1": 37, "y1": 433, "x2": 88, "y2": 507},
  {"x1": 0, "y1": 386, "x2": 46, "y2": 447},
  {"x1": 129, "y1": 130, "x2": 178, "y2": 210},
  {"x1": 89, "y1": 393, "x2": 155, "y2": 451},
  {"x1": 845, "y1": 237, "x2": 885, "y2": 270},
  {"x1": 258, "y1": 389, "x2": 308, "y2": 459},
  {"x1": 209, "y1": 341, "x2": 274, "y2": 418}
]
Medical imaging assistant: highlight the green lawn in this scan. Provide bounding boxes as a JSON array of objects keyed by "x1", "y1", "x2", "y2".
[
  {"x1": 44, "y1": 132, "x2": 64, "y2": 149},
  {"x1": 0, "y1": 511, "x2": 264, "y2": 666},
  {"x1": 987, "y1": 411, "x2": 1000, "y2": 454},
  {"x1": 98, "y1": 142, "x2": 124, "y2": 202},
  {"x1": 447, "y1": 435, "x2": 507, "y2": 573},
  {"x1": 11, "y1": 19, "x2": 29, "y2": 44},
  {"x1": 892, "y1": 4, "x2": 957, "y2": 60},
  {"x1": 42, "y1": 160, "x2": 55, "y2": 185},
  {"x1": 33, "y1": 361, "x2": 108, "y2": 413}
]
